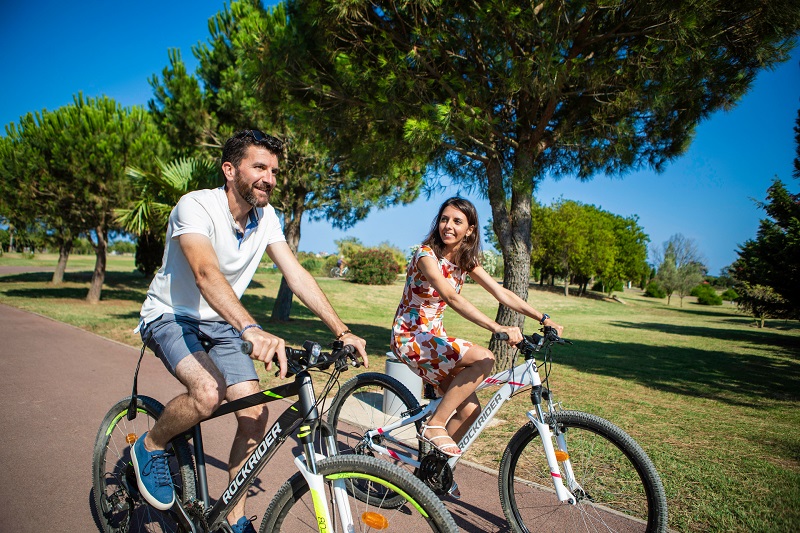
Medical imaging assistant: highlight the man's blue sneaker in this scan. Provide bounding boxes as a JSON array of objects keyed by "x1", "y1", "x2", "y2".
[
  {"x1": 231, "y1": 516, "x2": 257, "y2": 533},
  {"x1": 130, "y1": 431, "x2": 176, "y2": 511}
]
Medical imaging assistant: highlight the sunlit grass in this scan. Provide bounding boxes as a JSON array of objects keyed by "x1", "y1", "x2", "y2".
[{"x1": 1, "y1": 253, "x2": 798, "y2": 531}]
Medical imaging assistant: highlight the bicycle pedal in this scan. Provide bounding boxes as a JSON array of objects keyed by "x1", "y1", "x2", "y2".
[{"x1": 447, "y1": 482, "x2": 461, "y2": 500}]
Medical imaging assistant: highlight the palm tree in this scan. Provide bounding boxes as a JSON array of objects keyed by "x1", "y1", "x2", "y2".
[{"x1": 116, "y1": 157, "x2": 219, "y2": 276}]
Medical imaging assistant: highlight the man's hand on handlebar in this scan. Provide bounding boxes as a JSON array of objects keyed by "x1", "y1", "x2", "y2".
[
  {"x1": 337, "y1": 332, "x2": 369, "y2": 369},
  {"x1": 241, "y1": 327, "x2": 289, "y2": 378}
]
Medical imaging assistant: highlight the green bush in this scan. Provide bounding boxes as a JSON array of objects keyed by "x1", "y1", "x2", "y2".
[
  {"x1": 644, "y1": 281, "x2": 667, "y2": 298},
  {"x1": 300, "y1": 257, "x2": 324, "y2": 274},
  {"x1": 721, "y1": 288, "x2": 739, "y2": 302},
  {"x1": 349, "y1": 248, "x2": 402, "y2": 285},
  {"x1": 692, "y1": 284, "x2": 723, "y2": 305},
  {"x1": 591, "y1": 279, "x2": 624, "y2": 293}
]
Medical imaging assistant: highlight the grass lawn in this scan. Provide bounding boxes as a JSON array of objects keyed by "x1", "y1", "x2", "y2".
[{"x1": 1, "y1": 252, "x2": 798, "y2": 531}]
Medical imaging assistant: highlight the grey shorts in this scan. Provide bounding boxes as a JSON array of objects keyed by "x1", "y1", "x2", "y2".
[{"x1": 141, "y1": 313, "x2": 258, "y2": 386}]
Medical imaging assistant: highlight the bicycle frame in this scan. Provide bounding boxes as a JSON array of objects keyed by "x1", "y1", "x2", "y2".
[
  {"x1": 356, "y1": 353, "x2": 581, "y2": 504},
  {"x1": 170, "y1": 369, "x2": 352, "y2": 532}
]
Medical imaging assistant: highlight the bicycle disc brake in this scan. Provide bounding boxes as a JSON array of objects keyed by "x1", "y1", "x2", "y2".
[{"x1": 418, "y1": 452, "x2": 454, "y2": 496}]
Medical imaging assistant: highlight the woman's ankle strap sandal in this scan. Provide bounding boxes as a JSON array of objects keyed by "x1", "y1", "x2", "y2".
[{"x1": 417, "y1": 424, "x2": 462, "y2": 457}]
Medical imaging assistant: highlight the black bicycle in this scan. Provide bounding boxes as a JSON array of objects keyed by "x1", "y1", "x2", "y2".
[{"x1": 92, "y1": 339, "x2": 458, "y2": 532}]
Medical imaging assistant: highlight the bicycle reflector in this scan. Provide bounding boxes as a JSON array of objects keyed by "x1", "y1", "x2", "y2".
[
  {"x1": 361, "y1": 511, "x2": 389, "y2": 529},
  {"x1": 554, "y1": 450, "x2": 570, "y2": 462},
  {"x1": 126, "y1": 433, "x2": 137, "y2": 445}
]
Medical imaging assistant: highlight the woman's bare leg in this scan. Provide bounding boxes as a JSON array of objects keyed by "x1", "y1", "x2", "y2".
[{"x1": 423, "y1": 346, "x2": 494, "y2": 451}]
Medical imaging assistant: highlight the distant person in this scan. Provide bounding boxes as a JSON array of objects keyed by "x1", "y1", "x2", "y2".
[
  {"x1": 391, "y1": 197, "x2": 562, "y2": 457},
  {"x1": 132, "y1": 129, "x2": 368, "y2": 533}
]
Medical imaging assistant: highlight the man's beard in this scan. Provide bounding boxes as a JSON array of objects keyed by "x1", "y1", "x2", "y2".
[{"x1": 234, "y1": 170, "x2": 271, "y2": 208}]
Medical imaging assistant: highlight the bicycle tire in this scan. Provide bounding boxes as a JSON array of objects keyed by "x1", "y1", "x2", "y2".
[
  {"x1": 92, "y1": 396, "x2": 196, "y2": 533},
  {"x1": 499, "y1": 410, "x2": 668, "y2": 533},
  {"x1": 260, "y1": 454, "x2": 458, "y2": 532},
  {"x1": 327, "y1": 372, "x2": 431, "y2": 505}
]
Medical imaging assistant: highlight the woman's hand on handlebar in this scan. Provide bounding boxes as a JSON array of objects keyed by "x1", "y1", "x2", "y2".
[
  {"x1": 542, "y1": 318, "x2": 564, "y2": 338},
  {"x1": 338, "y1": 332, "x2": 369, "y2": 368},
  {"x1": 241, "y1": 327, "x2": 289, "y2": 378},
  {"x1": 494, "y1": 325, "x2": 523, "y2": 345}
]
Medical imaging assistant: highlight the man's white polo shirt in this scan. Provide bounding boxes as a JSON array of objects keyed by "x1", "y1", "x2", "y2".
[{"x1": 139, "y1": 187, "x2": 285, "y2": 327}]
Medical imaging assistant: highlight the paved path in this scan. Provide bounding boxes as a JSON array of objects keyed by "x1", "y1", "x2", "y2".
[{"x1": 0, "y1": 303, "x2": 512, "y2": 532}]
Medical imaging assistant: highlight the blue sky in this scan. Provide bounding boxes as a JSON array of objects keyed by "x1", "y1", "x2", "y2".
[{"x1": 2, "y1": 1, "x2": 798, "y2": 275}]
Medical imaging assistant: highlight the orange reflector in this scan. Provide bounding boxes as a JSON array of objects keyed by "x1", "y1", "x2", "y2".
[
  {"x1": 554, "y1": 450, "x2": 569, "y2": 462},
  {"x1": 126, "y1": 433, "x2": 138, "y2": 445},
  {"x1": 361, "y1": 511, "x2": 389, "y2": 530}
]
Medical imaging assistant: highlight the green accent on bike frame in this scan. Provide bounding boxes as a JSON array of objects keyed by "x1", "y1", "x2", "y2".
[
  {"x1": 106, "y1": 409, "x2": 148, "y2": 436},
  {"x1": 263, "y1": 390, "x2": 284, "y2": 399},
  {"x1": 325, "y1": 473, "x2": 429, "y2": 518},
  {"x1": 298, "y1": 425, "x2": 312, "y2": 438},
  {"x1": 309, "y1": 486, "x2": 330, "y2": 532}
]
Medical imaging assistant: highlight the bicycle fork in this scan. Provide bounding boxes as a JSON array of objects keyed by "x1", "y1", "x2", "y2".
[
  {"x1": 295, "y1": 453, "x2": 355, "y2": 533},
  {"x1": 528, "y1": 385, "x2": 579, "y2": 505}
]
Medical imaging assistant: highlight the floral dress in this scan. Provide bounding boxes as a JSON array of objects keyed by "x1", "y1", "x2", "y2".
[{"x1": 391, "y1": 245, "x2": 474, "y2": 385}]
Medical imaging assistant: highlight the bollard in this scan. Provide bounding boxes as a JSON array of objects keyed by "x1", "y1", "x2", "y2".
[{"x1": 383, "y1": 352, "x2": 422, "y2": 414}]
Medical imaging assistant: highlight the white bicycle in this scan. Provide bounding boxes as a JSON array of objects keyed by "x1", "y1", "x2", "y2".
[{"x1": 326, "y1": 326, "x2": 669, "y2": 532}]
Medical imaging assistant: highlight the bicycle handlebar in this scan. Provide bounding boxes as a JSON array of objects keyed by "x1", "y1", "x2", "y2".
[
  {"x1": 492, "y1": 326, "x2": 571, "y2": 356},
  {"x1": 241, "y1": 339, "x2": 360, "y2": 378}
]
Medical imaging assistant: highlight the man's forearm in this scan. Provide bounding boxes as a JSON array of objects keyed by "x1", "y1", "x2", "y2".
[{"x1": 195, "y1": 267, "x2": 256, "y2": 332}]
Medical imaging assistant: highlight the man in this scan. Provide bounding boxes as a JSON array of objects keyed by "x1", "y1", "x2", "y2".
[{"x1": 132, "y1": 130, "x2": 368, "y2": 533}]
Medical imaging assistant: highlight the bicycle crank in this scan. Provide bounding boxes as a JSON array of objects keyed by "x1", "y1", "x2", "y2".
[{"x1": 418, "y1": 453, "x2": 454, "y2": 496}]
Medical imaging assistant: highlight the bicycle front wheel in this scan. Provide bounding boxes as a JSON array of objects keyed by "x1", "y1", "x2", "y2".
[
  {"x1": 499, "y1": 410, "x2": 668, "y2": 533},
  {"x1": 92, "y1": 396, "x2": 196, "y2": 533},
  {"x1": 261, "y1": 455, "x2": 457, "y2": 532}
]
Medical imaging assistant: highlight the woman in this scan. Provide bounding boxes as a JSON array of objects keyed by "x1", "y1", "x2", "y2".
[{"x1": 391, "y1": 197, "x2": 563, "y2": 457}]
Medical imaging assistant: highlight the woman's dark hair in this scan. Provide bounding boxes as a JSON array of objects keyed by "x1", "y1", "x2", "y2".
[
  {"x1": 422, "y1": 197, "x2": 482, "y2": 272},
  {"x1": 222, "y1": 130, "x2": 283, "y2": 169}
]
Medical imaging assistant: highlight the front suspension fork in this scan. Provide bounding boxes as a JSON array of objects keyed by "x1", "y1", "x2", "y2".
[{"x1": 528, "y1": 386, "x2": 577, "y2": 504}]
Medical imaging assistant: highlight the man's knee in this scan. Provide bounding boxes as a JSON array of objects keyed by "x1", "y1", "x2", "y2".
[{"x1": 190, "y1": 377, "x2": 227, "y2": 418}]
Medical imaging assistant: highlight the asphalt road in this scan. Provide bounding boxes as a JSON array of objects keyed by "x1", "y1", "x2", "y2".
[{"x1": 0, "y1": 302, "x2": 514, "y2": 532}]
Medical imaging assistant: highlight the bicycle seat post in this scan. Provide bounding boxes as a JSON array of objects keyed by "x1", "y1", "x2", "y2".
[{"x1": 193, "y1": 424, "x2": 211, "y2": 507}]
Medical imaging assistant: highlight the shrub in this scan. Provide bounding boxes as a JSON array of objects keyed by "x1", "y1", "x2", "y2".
[
  {"x1": 349, "y1": 248, "x2": 402, "y2": 285},
  {"x1": 591, "y1": 279, "x2": 624, "y2": 294},
  {"x1": 693, "y1": 284, "x2": 723, "y2": 305},
  {"x1": 721, "y1": 288, "x2": 739, "y2": 302},
  {"x1": 300, "y1": 257, "x2": 324, "y2": 274},
  {"x1": 644, "y1": 281, "x2": 667, "y2": 298},
  {"x1": 135, "y1": 231, "x2": 164, "y2": 277}
]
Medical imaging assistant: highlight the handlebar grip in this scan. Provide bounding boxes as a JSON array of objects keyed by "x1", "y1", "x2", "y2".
[
  {"x1": 493, "y1": 332, "x2": 510, "y2": 341},
  {"x1": 241, "y1": 340, "x2": 253, "y2": 355}
]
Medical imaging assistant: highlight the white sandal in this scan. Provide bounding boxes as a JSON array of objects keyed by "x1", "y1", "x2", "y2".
[{"x1": 417, "y1": 423, "x2": 462, "y2": 457}]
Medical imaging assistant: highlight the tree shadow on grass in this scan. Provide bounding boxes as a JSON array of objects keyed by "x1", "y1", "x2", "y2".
[
  {"x1": 610, "y1": 321, "x2": 800, "y2": 353},
  {"x1": 560, "y1": 336, "x2": 800, "y2": 407},
  {"x1": 3, "y1": 285, "x2": 147, "y2": 303}
]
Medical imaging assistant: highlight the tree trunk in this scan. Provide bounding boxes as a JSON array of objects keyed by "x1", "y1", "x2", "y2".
[
  {"x1": 486, "y1": 159, "x2": 533, "y2": 370},
  {"x1": 52, "y1": 238, "x2": 72, "y2": 284},
  {"x1": 271, "y1": 202, "x2": 303, "y2": 322},
  {"x1": 563, "y1": 270, "x2": 570, "y2": 297},
  {"x1": 86, "y1": 226, "x2": 108, "y2": 304}
]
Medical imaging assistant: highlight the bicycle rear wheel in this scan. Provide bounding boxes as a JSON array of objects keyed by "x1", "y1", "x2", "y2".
[
  {"x1": 92, "y1": 396, "x2": 196, "y2": 533},
  {"x1": 261, "y1": 455, "x2": 457, "y2": 532},
  {"x1": 499, "y1": 410, "x2": 668, "y2": 533},
  {"x1": 326, "y1": 373, "x2": 430, "y2": 504}
]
